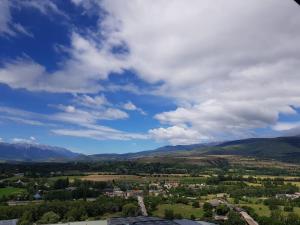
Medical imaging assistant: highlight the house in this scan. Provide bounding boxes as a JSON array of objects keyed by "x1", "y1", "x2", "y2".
[
  {"x1": 66, "y1": 187, "x2": 77, "y2": 191},
  {"x1": 33, "y1": 192, "x2": 42, "y2": 200},
  {"x1": 104, "y1": 188, "x2": 125, "y2": 198},
  {"x1": 216, "y1": 193, "x2": 228, "y2": 199},
  {"x1": 15, "y1": 180, "x2": 25, "y2": 186},
  {"x1": 126, "y1": 190, "x2": 143, "y2": 198},
  {"x1": 164, "y1": 182, "x2": 179, "y2": 189},
  {"x1": 208, "y1": 199, "x2": 223, "y2": 208},
  {"x1": 149, "y1": 189, "x2": 165, "y2": 196},
  {"x1": 276, "y1": 193, "x2": 300, "y2": 200},
  {"x1": 14, "y1": 173, "x2": 24, "y2": 177},
  {"x1": 214, "y1": 215, "x2": 228, "y2": 221}
]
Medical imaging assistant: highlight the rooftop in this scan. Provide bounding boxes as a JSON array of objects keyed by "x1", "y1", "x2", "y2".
[
  {"x1": 0, "y1": 220, "x2": 18, "y2": 225},
  {"x1": 108, "y1": 217, "x2": 217, "y2": 225}
]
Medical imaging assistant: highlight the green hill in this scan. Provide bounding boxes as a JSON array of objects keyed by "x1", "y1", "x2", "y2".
[{"x1": 191, "y1": 136, "x2": 300, "y2": 163}]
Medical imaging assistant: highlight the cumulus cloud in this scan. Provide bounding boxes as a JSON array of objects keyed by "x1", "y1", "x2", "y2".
[
  {"x1": 149, "y1": 125, "x2": 209, "y2": 145},
  {"x1": 0, "y1": 33, "x2": 126, "y2": 93},
  {"x1": 2, "y1": 0, "x2": 300, "y2": 144},
  {"x1": 95, "y1": 0, "x2": 300, "y2": 143}
]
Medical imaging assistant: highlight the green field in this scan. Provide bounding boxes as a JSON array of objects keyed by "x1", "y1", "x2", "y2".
[
  {"x1": 239, "y1": 203, "x2": 270, "y2": 217},
  {"x1": 239, "y1": 203, "x2": 300, "y2": 217},
  {"x1": 152, "y1": 204, "x2": 203, "y2": 219},
  {"x1": 0, "y1": 187, "x2": 25, "y2": 198}
]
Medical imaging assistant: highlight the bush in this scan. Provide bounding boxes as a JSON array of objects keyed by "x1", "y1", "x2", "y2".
[
  {"x1": 122, "y1": 203, "x2": 139, "y2": 217},
  {"x1": 38, "y1": 212, "x2": 60, "y2": 224},
  {"x1": 284, "y1": 205, "x2": 294, "y2": 212},
  {"x1": 192, "y1": 201, "x2": 200, "y2": 208},
  {"x1": 174, "y1": 213, "x2": 183, "y2": 219},
  {"x1": 164, "y1": 209, "x2": 174, "y2": 220},
  {"x1": 216, "y1": 204, "x2": 230, "y2": 216}
]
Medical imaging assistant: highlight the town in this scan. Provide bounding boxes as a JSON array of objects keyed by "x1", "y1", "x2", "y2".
[{"x1": 1, "y1": 162, "x2": 300, "y2": 225}]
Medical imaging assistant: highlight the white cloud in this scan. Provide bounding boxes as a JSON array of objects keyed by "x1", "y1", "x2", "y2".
[
  {"x1": 0, "y1": 0, "x2": 66, "y2": 37},
  {"x1": 0, "y1": 0, "x2": 21, "y2": 36},
  {"x1": 96, "y1": 0, "x2": 300, "y2": 143},
  {"x1": 12, "y1": 136, "x2": 37, "y2": 144},
  {"x1": 149, "y1": 125, "x2": 209, "y2": 145},
  {"x1": 273, "y1": 122, "x2": 300, "y2": 132},
  {"x1": 18, "y1": 0, "x2": 68, "y2": 18},
  {"x1": 2, "y1": 0, "x2": 300, "y2": 144},
  {"x1": 0, "y1": 137, "x2": 3, "y2": 142},
  {"x1": 75, "y1": 94, "x2": 109, "y2": 108},
  {"x1": 0, "y1": 33, "x2": 126, "y2": 93},
  {"x1": 0, "y1": 105, "x2": 147, "y2": 141},
  {"x1": 123, "y1": 101, "x2": 146, "y2": 115},
  {"x1": 52, "y1": 127, "x2": 148, "y2": 141}
]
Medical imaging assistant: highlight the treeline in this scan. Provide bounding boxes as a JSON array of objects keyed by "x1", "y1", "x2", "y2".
[
  {"x1": 0, "y1": 162, "x2": 212, "y2": 177},
  {"x1": 0, "y1": 196, "x2": 139, "y2": 223}
]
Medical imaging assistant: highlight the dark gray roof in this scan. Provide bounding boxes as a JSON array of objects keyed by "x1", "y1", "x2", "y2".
[
  {"x1": 174, "y1": 220, "x2": 217, "y2": 225},
  {"x1": 108, "y1": 217, "x2": 177, "y2": 225},
  {"x1": 108, "y1": 217, "x2": 217, "y2": 225},
  {"x1": 174, "y1": 219, "x2": 200, "y2": 225},
  {"x1": 195, "y1": 222, "x2": 217, "y2": 225},
  {"x1": 0, "y1": 219, "x2": 18, "y2": 225}
]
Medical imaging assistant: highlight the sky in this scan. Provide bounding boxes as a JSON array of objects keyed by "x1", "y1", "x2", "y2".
[{"x1": 0, "y1": 0, "x2": 300, "y2": 154}]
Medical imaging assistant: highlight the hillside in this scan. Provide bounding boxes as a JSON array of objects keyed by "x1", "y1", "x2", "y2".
[
  {"x1": 189, "y1": 136, "x2": 300, "y2": 163},
  {"x1": 0, "y1": 142, "x2": 81, "y2": 162},
  {"x1": 2, "y1": 136, "x2": 300, "y2": 163},
  {"x1": 89, "y1": 136, "x2": 300, "y2": 164}
]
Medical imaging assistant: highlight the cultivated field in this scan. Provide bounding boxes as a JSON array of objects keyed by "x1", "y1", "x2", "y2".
[
  {"x1": 81, "y1": 174, "x2": 142, "y2": 181},
  {"x1": 0, "y1": 188, "x2": 25, "y2": 198}
]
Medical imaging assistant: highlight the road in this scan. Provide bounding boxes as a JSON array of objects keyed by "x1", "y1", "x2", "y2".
[{"x1": 137, "y1": 195, "x2": 148, "y2": 216}]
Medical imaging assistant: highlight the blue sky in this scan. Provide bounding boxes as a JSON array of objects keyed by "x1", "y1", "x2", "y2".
[{"x1": 0, "y1": 0, "x2": 300, "y2": 154}]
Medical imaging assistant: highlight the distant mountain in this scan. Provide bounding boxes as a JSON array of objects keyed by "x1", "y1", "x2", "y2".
[
  {"x1": 89, "y1": 143, "x2": 218, "y2": 160},
  {"x1": 196, "y1": 136, "x2": 300, "y2": 162},
  {"x1": 0, "y1": 142, "x2": 81, "y2": 162},
  {"x1": 2, "y1": 136, "x2": 300, "y2": 163},
  {"x1": 90, "y1": 136, "x2": 300, "y2": 163}
]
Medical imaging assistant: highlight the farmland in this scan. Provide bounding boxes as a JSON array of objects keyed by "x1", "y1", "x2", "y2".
[{"x1": 0, "y1": 187, "x2": 25, "y2": 198}]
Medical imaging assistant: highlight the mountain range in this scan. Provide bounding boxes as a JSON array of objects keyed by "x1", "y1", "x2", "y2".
[
  {"x1": 1, "y1": 136, "x2": 300, "y2": 163},
  {"x1": 0, "y1": 142, "x2": 81, "y2": 162}
]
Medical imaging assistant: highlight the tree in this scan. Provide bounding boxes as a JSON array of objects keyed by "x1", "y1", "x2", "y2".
[
  {"x1": 285, "y1": 213, "x2": 300, "y2": 225},
  {"x1": 18, "y1": 211, "x2": 33, "y2": 225},
  {"x1": 192, "y1": 201, "x2": 200, "y2": 208},
  {"x1": 38, "y1": 212, "x2": 60, "y2": 224},
  {"x1": 225, "y1": 211, "x2": 245, "y2": 225},
  {"x1": 122, "y1": 203, "x2": 139, "y2": 217},
  {"x1": 190, "y1": 214, "x2": 196, "y2": 220},
  {"x1": 203, "y1": 202, "x2": 213, "y2": 218},
  {"x1": 284, "y1": 205, "x2": 294, "y2": 212},
  {"x1": 216, "y1": 204, "x2": 230, "y2": 216}
]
